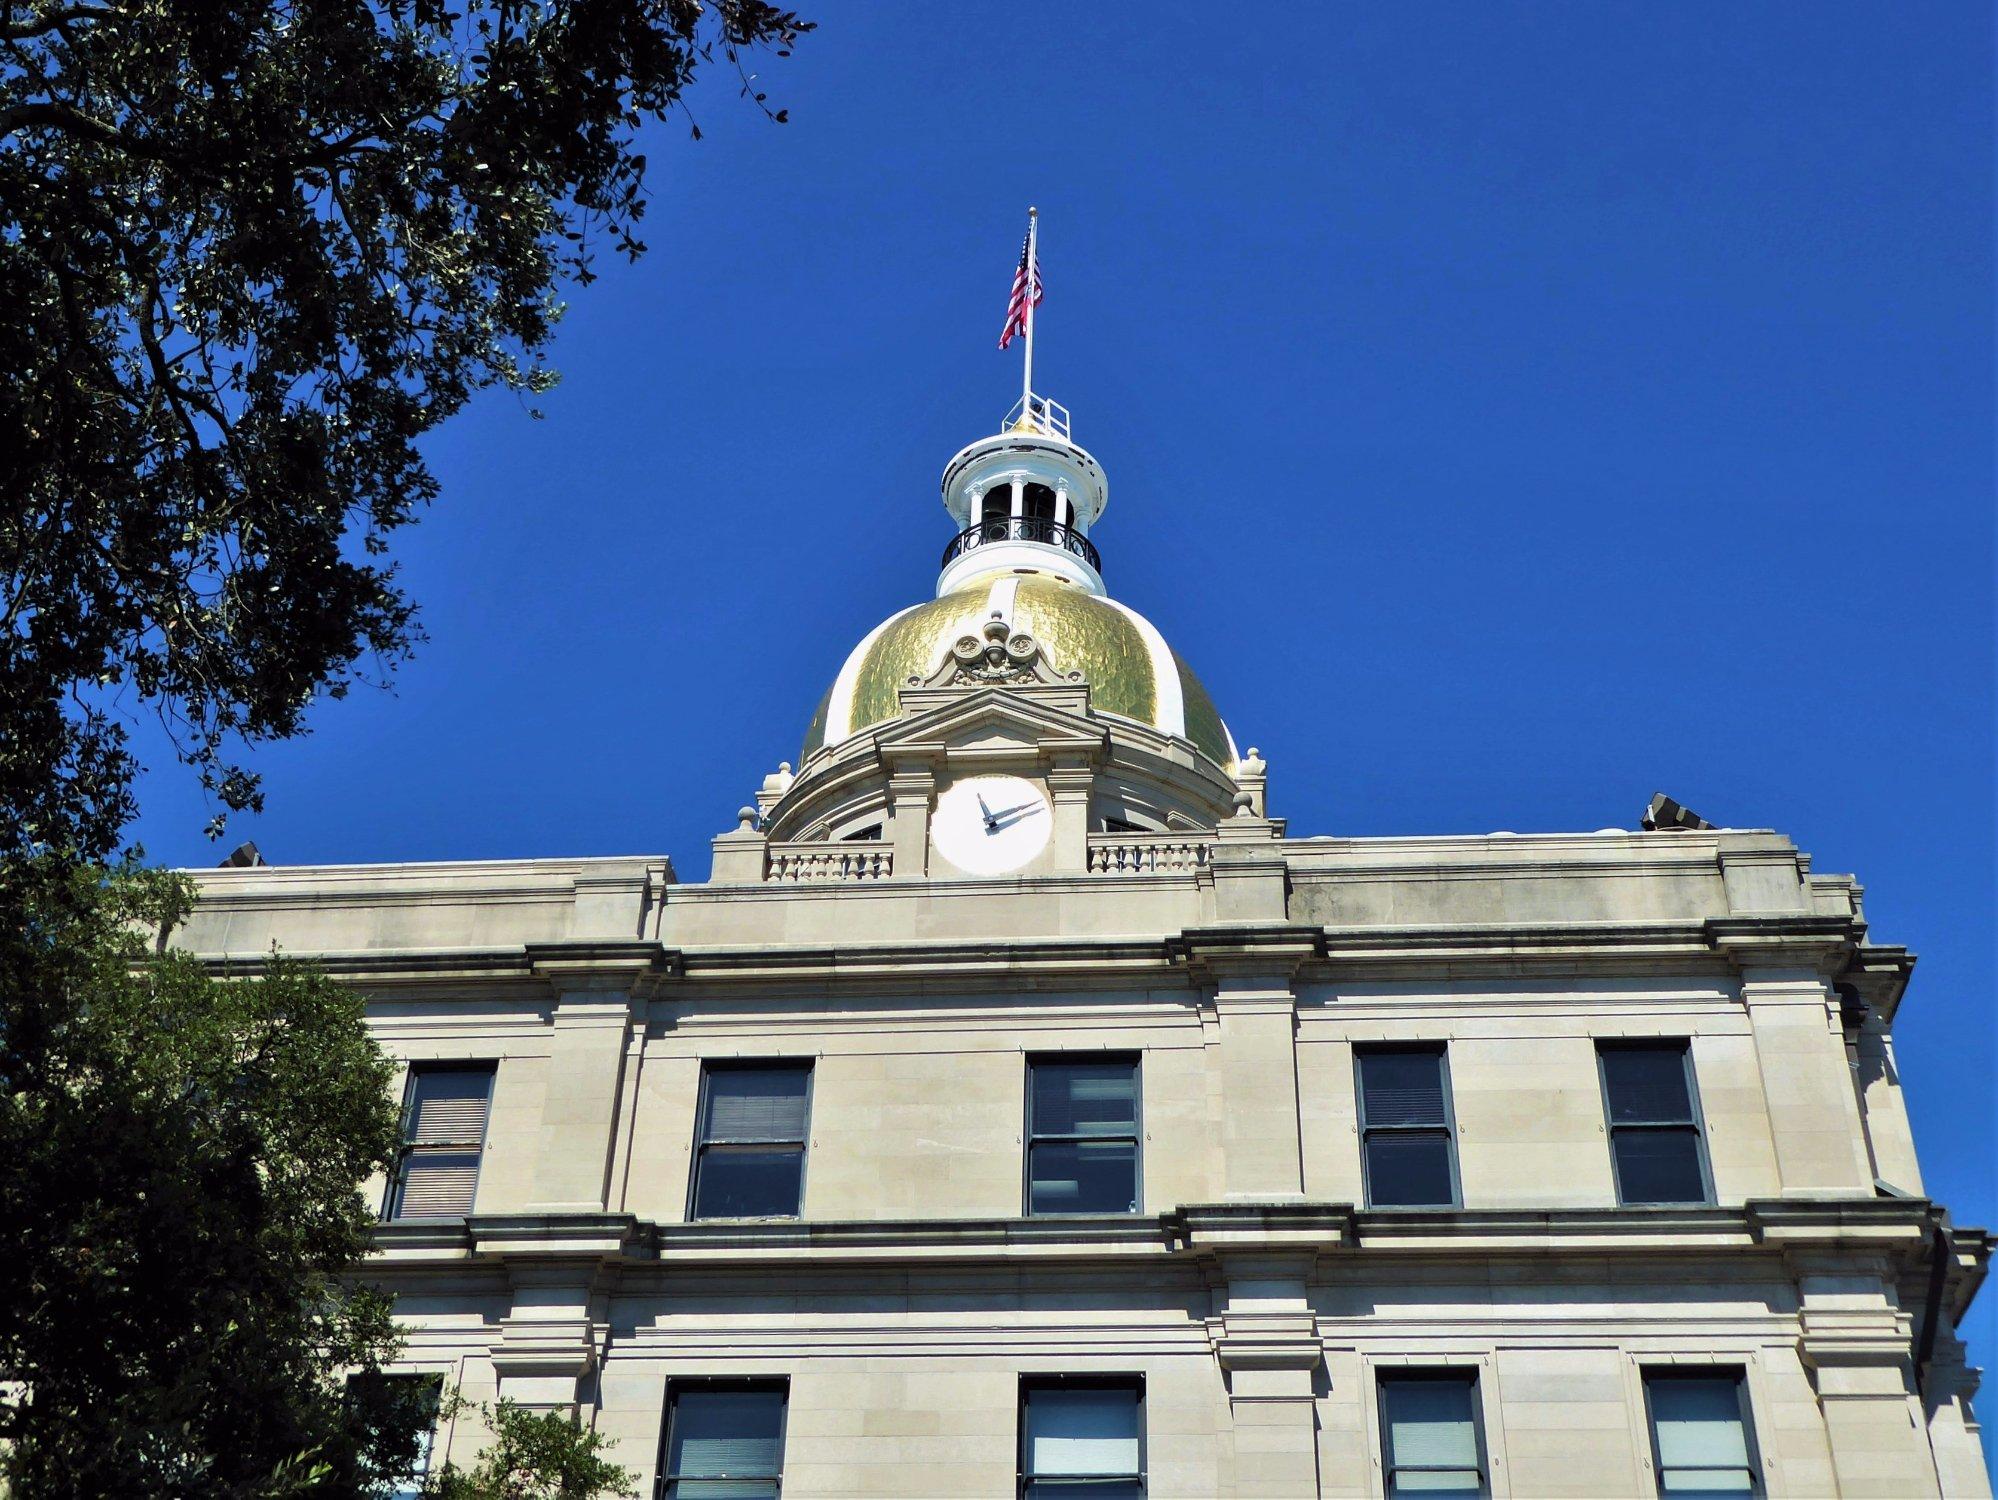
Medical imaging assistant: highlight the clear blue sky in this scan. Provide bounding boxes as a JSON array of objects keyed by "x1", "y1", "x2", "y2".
[{"x1": 127, "y1": 1, "x2": 1993, "y2": 1427}]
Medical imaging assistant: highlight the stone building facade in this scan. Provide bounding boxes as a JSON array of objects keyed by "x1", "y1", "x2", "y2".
[{"x1": 178, "y1": 401, "x2": 1987, "y2": 1497}]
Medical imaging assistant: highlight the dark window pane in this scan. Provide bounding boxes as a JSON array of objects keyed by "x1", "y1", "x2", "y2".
[
  {"x1": 1602, "y1": 1048, "x2": 1692, "y2": 1123},
  {"x1": 694, "y1": 1146, "x2": 804, "y2": 1219},
  {"x1": 1614, "y1": 1127, "x2": 1706, "y2": 1204},
  {"x1": 667, "y1": 1386, "x2": 785, "y2": 1499},
  {"x1": 1023, "y1": 483, "x2": 1058, "y2": 521},
  {"x1": 1366, "y1": 1131, "x2": 1455, "y2": 1207},
  {"x1": 1032, "y1": 1063, "x2": 1137, "y2": 1137},
  {"x1": 705, "y1": 1068, "x2": 810, "y2": 1141},
  {"x1": 1029, "y1": 1139, "x2": 1138, "y2": 1214},
  {"x1": 1360, "y1": 1051, "x2": 1447, "y2": 1126},
  {"x1": 1025, "y1": 1483, "x2": 1145, "y2": 1500}
]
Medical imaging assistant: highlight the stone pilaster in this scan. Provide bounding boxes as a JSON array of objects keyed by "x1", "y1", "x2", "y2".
[
  {"x1": 1176, "y1": 1207, "x2": 1343, "y2": 1500},
  {"x1": 1791, "y1": 1251, "x2": 1941, "y2": 1498},
  {"x1": 1712, "y1": 922, "x2": 1875, "y2": 1198},
  {"x1": 886, "y1": 764, "x2": 935, "y2": 878},
  {"x1": 524, "y1": 944, "x2": 670, "y2": 1213},
  {"x1": 1923, "y1": 1329, "x2": 1991, "y2": 1499},
  {"x1": 1740, "y1": 968, "x2": 1875, "y2": 1196},
  {"x1": 473, "y1": 1216, "x2": 645, "y2": 1412},
  {"x1": 1045, "y1": 755, "x2": 1092, "y2": 873},
  {"x1": 1172, "y1": 928, "x2": 1322, "y2": 1202},
  {"x1": 1853, "y1": 1014, "x2": 1925, "y2": 1196}
]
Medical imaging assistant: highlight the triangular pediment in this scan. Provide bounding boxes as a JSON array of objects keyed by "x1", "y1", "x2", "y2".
[{"x1": 869, "y1": 685, "x2": 1108, "y2": 764}]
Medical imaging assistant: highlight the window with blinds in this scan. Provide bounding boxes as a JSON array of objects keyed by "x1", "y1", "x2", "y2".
[
  {"x1": 1378, "y1": 1372, "x2": 1487, "y2": 1497},
  {"x1": 661, "y1": 1381, "x2": 788, "y2": 1499},
  {"x1": 1019, "y1": 1378, "x2": 1145, "y2": 1499},
  {"x1": 387, "y1": 1066, "x2": 494, "y2": 1220},
  {"x1": 691, "y1": 1063, "x2": 812, "y2": 1220},
  {"x1": 1643, "y1": 1370, "x2": 1762, "y2": 1497},
  {"x1": 1026, "y1": 1056, "x2": 1141, "y2": 1216},
  {"x1": 1598, "y1": 1043, "x2": 1712, "y2": 1206},
  {"x1": 1356, "y1": 1046, "x2": 1459, "y2": 1208}
]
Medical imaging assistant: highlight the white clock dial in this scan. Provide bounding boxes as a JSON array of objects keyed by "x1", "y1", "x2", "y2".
[{"x1": 931, "y1": 774, "x2": 1052, "y2": 876}]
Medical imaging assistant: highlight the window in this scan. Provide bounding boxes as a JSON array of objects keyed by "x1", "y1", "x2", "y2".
[
  {"x1": 387, "y1": 1066, "x2": 494, "y2": 1220},
  {"x1": 691, "y1": 1063, "x2": 812, "y2": 1220},
  {"x1": 839, "y1": 823, "x2": 882, "y2": 841},
  {"x1": 1026, "y1": 1056, "x2": 1140, "y2": 1216},
  {"x1": 661, "y1": 1381, "x2": 788, "y2": 1499},
  {"x1": 1022, "y1": 482, "x2": 1058, "y2": 523},
  {"x1": 1020, "y1": 1378, "x2": 1144, "y2": 1498},
  {"x1": 1357, "y1": 1046, "x2": 1459, "y2": 1208},
  {"x1": 1598, "y1": 1043, "x2": 1712, "y2": 1206},
  {"x1": 346, "y1": 1372, "x2": 442, "y2": 1500},
  {"x1": 1643, "y1": 1370, "x2": 1761, "y2": 1498},
  {"x1": 1378, "y1": 1372, "x2": 1487, "y2": 1497}
]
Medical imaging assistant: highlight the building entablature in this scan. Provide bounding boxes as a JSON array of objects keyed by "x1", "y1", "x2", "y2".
[
  {"x1": 364, "y1": 1197, "x2": 1973, "y2": 1282},
  {"x1": 175, "y1": 911, "x2": 1891, "y2": 1006}
]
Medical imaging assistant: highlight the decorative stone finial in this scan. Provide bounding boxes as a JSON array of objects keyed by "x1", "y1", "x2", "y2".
[
  {"x1": 736, "y1": 807, "x2": 758, "y2": 831},
  {"x1": 1232, "y1": 790, "x2": 1256, "y2": 817},
  {"x1": 1241, "y1": 746, "x2": 1266, "y2": 774}
]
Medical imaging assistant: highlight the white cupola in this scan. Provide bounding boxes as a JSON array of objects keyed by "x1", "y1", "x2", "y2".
[{"x1": 936, "y1": 396, "x2": 1110, "y2": 597}]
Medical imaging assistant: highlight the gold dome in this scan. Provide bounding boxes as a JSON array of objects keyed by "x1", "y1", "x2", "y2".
[{"x1": 803, "y1": 575, "x2": 1235, "y2": 769}]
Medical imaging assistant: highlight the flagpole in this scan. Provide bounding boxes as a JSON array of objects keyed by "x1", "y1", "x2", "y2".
[{"x1": 1021, "y1": 206, "x2": 1038, "y2": 423}]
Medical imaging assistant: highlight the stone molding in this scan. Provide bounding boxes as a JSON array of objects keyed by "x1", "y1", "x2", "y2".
[
  {"x1": 524, "y1": 939, "x2": 679, "y2": 994},
  {"x1": 367, "y1": 1197, "x2": 1975, "y2": 1274}
]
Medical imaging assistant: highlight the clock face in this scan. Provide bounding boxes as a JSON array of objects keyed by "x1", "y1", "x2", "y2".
[{"x1": 931, "y1": 774, "x2": 1052, "y2": 876}]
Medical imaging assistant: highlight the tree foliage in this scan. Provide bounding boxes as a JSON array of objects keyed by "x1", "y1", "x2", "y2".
[
  {"x1": 0, "y1": 862, "x2": 421, "y2": 1493},
  {"x1": 424, "y1": 1398, "x2": 636, "y2": 1500},
  {"x1": 0, "y1": 0, "x2": 810, "y2": 863}
]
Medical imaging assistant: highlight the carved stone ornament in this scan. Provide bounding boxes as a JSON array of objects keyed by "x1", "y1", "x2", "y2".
[{"x1": 909, "y1": 612, "x2": 1083, "y2": 690}]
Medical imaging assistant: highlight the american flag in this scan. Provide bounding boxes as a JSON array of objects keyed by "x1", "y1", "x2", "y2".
[{"x1": 998, "y1": 223, "x2": 1043, "y2": 349}]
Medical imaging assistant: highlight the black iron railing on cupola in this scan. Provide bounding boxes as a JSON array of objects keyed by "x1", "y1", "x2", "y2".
[{"x1": 940, "y1": 516, "x2": 1101, "y2": 574}]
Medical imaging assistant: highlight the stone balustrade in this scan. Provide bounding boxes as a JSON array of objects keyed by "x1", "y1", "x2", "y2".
[
  {"x1": 1086, "y1": 831, "x2": 1213, "y2": 874},
  {"x1": 766, "y1": 840, "x2": 893, "y2": 882}
]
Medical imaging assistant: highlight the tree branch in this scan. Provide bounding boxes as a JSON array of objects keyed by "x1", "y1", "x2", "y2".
[{"x1": 0, "y1": 4, "x2": 118, "y2": 42}]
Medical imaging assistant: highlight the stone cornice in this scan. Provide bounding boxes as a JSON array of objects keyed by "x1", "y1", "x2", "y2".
[
  {"x1": 524, "y1": 939, "x2": 682, "y2": 994},
  {"x1": 1706, "y1": 914, "x2": 1866, "y2": 976},
  {"x1": 366, "y1": 1198, "x2": 1977, "y2": 1274},
  {"x1": 187, "y1": 915, "x2": 1912, "y2": 997},
  {"x1": 1165, "y1": 925, "x2": 1327, "y2": 980}
]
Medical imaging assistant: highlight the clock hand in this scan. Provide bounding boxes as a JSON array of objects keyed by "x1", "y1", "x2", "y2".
[
  {"x1": 986, "y1": 803, "x2": 1044, "y2": 831},
  {"x1": 976, "y1": 792, "x2": 997, "y2": 829}
]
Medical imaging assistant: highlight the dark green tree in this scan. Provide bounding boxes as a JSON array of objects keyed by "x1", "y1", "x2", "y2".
[
  {"x1": 0, "y1": 863, "x2": 417, "y2": 1492},
  {"x1": 424, "y1": 1399, "x2": 636, "y2": 1500},
  {"x1": 0, "y1": 0, "x2": 810, "y2": 864}
]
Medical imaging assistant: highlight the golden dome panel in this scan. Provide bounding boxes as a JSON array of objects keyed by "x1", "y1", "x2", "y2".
[{"x1": 803, "y1": 575, "x2": 1235, "y2": 770}]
